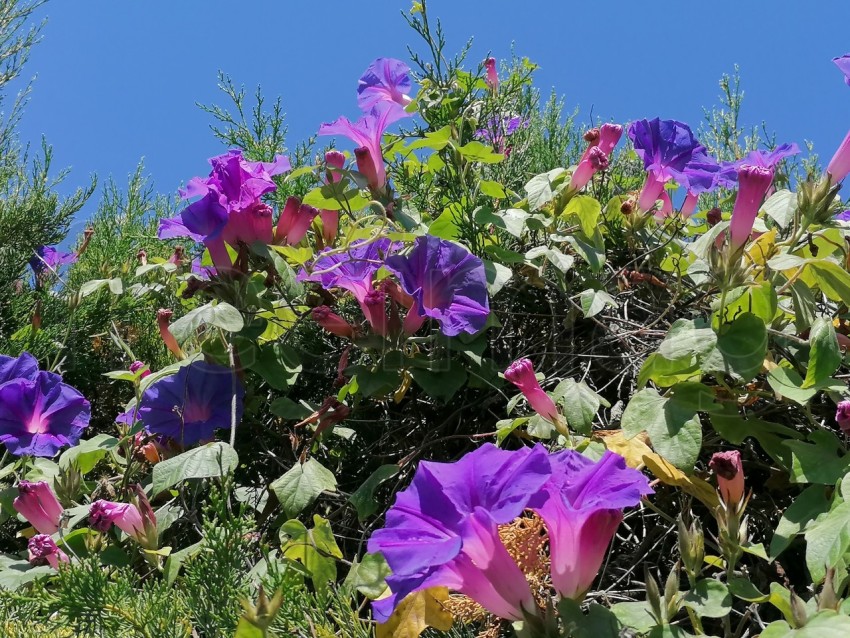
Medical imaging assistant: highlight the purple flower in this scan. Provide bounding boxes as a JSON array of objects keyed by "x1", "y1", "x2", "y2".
[
  {"x1": 504, "y1": 359, "x2": 561, "y2": 425},
  {"x1": 484, "y1": 57, "x2": 499, "y2": 92},
  {"x1": 716, "y1": 143, "x2": 800, "y2": 188},
  {"x1": 318, "y1": 102, "x2": 408, "y2": 190},
  {"x1": 827, "y1": 130, "x2": 850, "y2": 184},
  {"x1": 837, "y1": 400, "x2": 850, "y2": 433},
  {"x1": 357, "y1": 57, "x2": 414, "y2": 110},
  {"x1": 367, "y1": 444, "x2": 551, "y2": 622},
  {"x1": 728, "y1": 165, "x2": 774, "y2": 251},
  {"x1": 385, "y1": 236, "x2": 490, "y2": 336},
  {"x1": 836, "y1": 210, "x2": 850, "y2": 223},
  {"x1": 29, "y1": 246, "x2": 77, "y2": 275},
  {"x1": 0, "y1": 371, "x2": 90, "y2": 457},
  {"x1": 0, "y1": 352, "x2": 39, "y2": 385},
  {"x1": 28, "y1": 534, "x2": 68, "y2": 569},
  {"x1": 134, "y1": 361, "x2": 244, "y2": 446},
  {"x1": 297, "y1": 238, "x2": 398, "y2": 302},
  {"x1": 189, "y1": 258, "x2": 216, "y2": 280},
  {"x1": 570, "y1": 123, "x2": 624, "y2": 191},
  {"x1": 476, "y1": 116, "x2": 529, "y2": 154},
  {"x1": 834, "y1": 54, "x2": 850, "y2": 87},
  {"x1": 13, "y1": 480, "x2": 63, "y2": 535}
]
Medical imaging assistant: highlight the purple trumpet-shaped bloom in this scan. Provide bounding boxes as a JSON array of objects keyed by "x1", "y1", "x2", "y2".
[
  {"x1": 318, "y1": 102, "x2": 408, "y2": 190},
  {"x1": 29, "y1": 246, "x2": 77, "y2": 275},
  {"x1": 484, "y1": 57, "x2": 499, "y2": 91},
  {"x1": 629, "y1": 118, "x2": 704, "y2": 211},
  {"x1": 13, "y1": 480, "x2": 63, "y2": 535},
  {"x1": 28, "y1": 534, "x2": 68, "y2": 569},
  {"x1": 297, "y1": 238, "x2": 398, "y2": 302},
  {"x1": 827, "y1": 130, "x2": 850, "y2": 184},
  {"x1": 504, "y1": 359, "x2": 560, "y2": 425},
  {"x1": 836, "y1": 210, "x2": 850, "y2": 223},
  {"x1": 368, "y1": 444, "x2": 552, "y2": 622},
  {"x1": 677, "y1": 147, "x2": 722, "y2": 217},
  {"x1": 728, "y1": 165, "x2": 774, "y2": 251},
  {"x1": 134, "y1": 361, "x2": 244, "y2": 446},
  {"x1": 357, "y1": 58, "x2": 414, "y2": 110},
  {"x1": 834, "y1": 54, "x2": 850, "y2": 87},
  {"x1": 716, "y1": 143, "x2": 800, "y2": 188},
  {"x1": 535, "y1": 450, "x2": 653, "y2": 599},
  {"x1": 0, "y1": 352, "x2": 39, "y2": 385},
  {"x1": 0, "y1": 371, "x2": 90, "y2": 457},
  {"x1": 385, "y1": 235, "x2": 490, "y2": 337}
]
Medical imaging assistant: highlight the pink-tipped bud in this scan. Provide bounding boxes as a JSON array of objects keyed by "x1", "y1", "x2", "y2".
[
  {"x1": 827, "y1": 129, "x2": 850, "y2": 184},
  {"x1": 89, "y1": 499, "x2": 146, "y2": 542},
  {"x1": 129, "y1": 361, "x2": 151, "y2": 379},
  {"x1": 681, "y1": 191, "x2": 699, "y2": 218},
  {"x1": 320, "y1": 209, "x2": 339, "y2": 245},
  {"x1": 275, "y1": 196, "x2": 301, "y2": 244},
  {"x1": 570, "y1": 124, "x2": 622, "y2": 191},
  {"x1": 28, "y1": 534, "x2": 69, "y2": 569},
  {"x1": 167, "y1": 245, "x2": 185, "y2": 265},
  {"x1": 312, "y1": 305, "x2": 355, "y2": 339},
  {"x1": 13, "y1": 480, "x2": 63, "y2": 535},
  {"x1": 728, "y1": 165, "x2": 774, "y2": 251},
  {"x1": 275, "y1": 197, "x2": 319, "y2": 246},
  {"x1": 709, "y1": 451, "x2": 745, "y2": 509},
  {"x1": 354, "y1": 146, "x2": 381, "y2": 191},
  {"x1": 156, "y1": 309, "x2": 184, "y2": 359},
  {"x1": 325, "y1": 150, "x2": 346, "y2": 184},
  {"x1": 837, "y1": 401, "x2": 850, "y2": 434},
  {"x1": 484, "y1": 57, "x2": 499, "y2": 92},
  {"x1": 361, "y1": 290, "x2": 388, "y2": 336},
  {"x1": 504, "y1": 358, "x2": 561, "y2": 424},
  {"x1": 136, "y1": 249, "x2": 148, "y2": 266},
  {"x1": 130, "y1": 484, "x2": 158, "y2": 550}
]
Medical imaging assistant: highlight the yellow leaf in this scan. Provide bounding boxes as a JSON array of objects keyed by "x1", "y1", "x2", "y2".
[
  {"x1": 593, "y1": 430, "x2": 652, "y2": 469},
  {"x1": 642, "y1": 453, "x2": 719, "y2": 510},
  {"x1": 375, "y1": 587, "x2": 454, "y2": 638},
  {"x1": 745, "y1": 228, "x2": 777, "y2": 276}
]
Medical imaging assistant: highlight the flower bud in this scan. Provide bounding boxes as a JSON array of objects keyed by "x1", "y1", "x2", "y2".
[
  {"x1": 827, "y1": 129, "x2": 850, "y2": 184},
  {"x1": 13, "y1": 480, "x2": 63, "y2": 535},
  {"x1": 836, "y1": 400, "x2": 850, "y2": 434},
  {"x1": 709, "y1": 450, "x2": 745, "y2": 509},
  {"x1": 28, "y1": 534, "x2": 68, "y2": 569},
  {"x1": 156, "y1": 309, "x2": 184, "y2": 359},
  {"x1": 484, "y1": 57, "x2": 498, "y2": 92},
  {"x1": 312, "y1": 305, "x2": 355, "y2": 339},
  {"x1": 504, "y1": 358, "x2": 562, "y2": 427}
]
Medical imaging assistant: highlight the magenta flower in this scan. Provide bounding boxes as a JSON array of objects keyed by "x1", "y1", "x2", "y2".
[
  {"x1": 28, "y1": 534, "x2": 68, "y2": 569},
  {"x1": 709, "y1": 450, "x2": 745, "y2": 509},
  {"x1": 29, "y1": 246, "x2": 77, "y2": 275},
  {"x1": 312, "y1": 306, "x2": 355, "y2": 339},
  {"x1": 504, "y1": 359, "x2": 561, "y2": 425},
  {"x1": 827, "y1": 130, "x2": 850, "y2": 184},
  {"x1": 361, "y1": 289, "x2": 389, "y2": 336},
  {"x1": 837, "y1": 401, "x2": 850, "y2": 434},
  {"x1": 90, "y1": 500, "x2": 143, "y2": 535},
  {"x1": 716, "y1": 143, "x2": 800, "y2": 188},
  {"x1": 836, "y1": 210, "x2": 850, "y2": 223},
  {"x1": 298, "y1": 238, "x2": 398, "y2": 303},
  {"x1": 133, "y1": 361, "x2": 243, "y2": 447},
  {"x1": 385, "y1": 236, "x2": 490, "y2": 336},
  {"x1": 628, "y1": 118, "x2": 704, "y2": 211},
  {"x1": 320, "y1": 151, "x2": 346, "y2": 244},
  {"x1": 570, "y1": 123, "x2": 624, "y2": 191},
  {"x1": 678, "y1": 148, "x2": 722, "y2": 217},
  {"x1": 0, "y1": 371, "x2": 90, "y2": 457},
  {"x1": 318, "y1": 102, "x2": 408, "y2": 190},
  {"x1": 484, "y1": 57, "x2": 499, "y2": 91},
  {"x1": 357, "y1": 58, "x2": 413, "y2": 110},
  {"x1": 728, "y1": 165, "x2": 774, "y2": 251},
  {"x1": 834, "y1": 54, "x2": 850, "y2": 87},
  {"x1": 535, "y1": 450, "x2": 652, "y2": 599},
  {"x1": 0, "y1": 352, "x2": 39, "y2": 385},
  {"x1": 13, "y1": 480, "x2": 63, "y2": 535},
  {"x1": 129, "y1": 361, "x2": 151, "y2": 379},
  {"x1": 274, "y1": 196, "x2": 320, "y2": 246}
]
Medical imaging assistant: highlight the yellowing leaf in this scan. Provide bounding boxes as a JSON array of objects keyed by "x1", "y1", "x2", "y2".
[
  {"x1": 593, "y1": 430, "x2": 652, "y2": 469},
  {"x1": 745, "y1": 228, "x2": 777, "y2": 277},
  {"x1": 642, "y1": 453, "x2": 719, "y2": 510},
  {"x1": 375, "y1": 587, "x2": 454, "y2": 638}
]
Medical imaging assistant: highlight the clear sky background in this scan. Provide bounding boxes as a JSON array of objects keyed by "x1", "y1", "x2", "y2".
[{"x1": 9, "y1": 1, "x2": 850, "y2": 237}]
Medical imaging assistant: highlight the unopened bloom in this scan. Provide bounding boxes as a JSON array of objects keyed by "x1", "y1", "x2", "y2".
[
  {"x1": 28, "y1": 534, "x2": 68, "y2": 569},
  {"x1": 385, "y1": 235, "x2": 490, "y2": 336},
  {"x1": 504, "y1": 358, "x2": 560, "y2": 425},
  {"x1": 89, "y1": 487, "x2": 157, "y2": 550},
  {"x1": 312, "y1": 306, "x2": 355, "y2": 339},
  {"x1": 274, "y1": 196, "x2": 320, "y2": 246},
  {"x1": 484, "y1": 57, "x2": 499, "y2": 91},
  {"x1": 320, "y1": 151, "x2": 346, "y2": 244},
  {"x1": 134, "y1": 361, "x2": 244, "y2": 446},
  {"x1": 728, "y1": 165, "x2": 774, "y2": 251},
  {"x1": 834, "y1": 54, "x2": 850, "y2": 87},
  {"x1": 357, "y1": 58, "x2": 414, "y2": 110},
  {"x1": 13, "y1": 480, "x2": 63, "y2": 534},
  {"x1": 570, "y1": 123, "x2": 623, "y2": 191},
  {"x1": 325, "y1": 150, "x2": 346, "y2": 182},
  {"x1": 156, "y1": 309, "x2": 184, "y2": 359},
  {"x1": 129, "y1": 361, "x2": 151, "y2": 379},
  {"x1": 318, "y1": 102, "x2": 408, "y2": 191},
  {"x1": 361, "y1": 290, "x2": 389, "y2": 336},
  {"x1": 837, "y1": 401, "x2": 850, "y2": 434},
  {"x1": 0, "y1": 371, "x2": 90, "y2": 457},
  {"x1": 827, "y1": 130, "x2": 850, "y2": 184},
  {"x1": 709, "y1": 451, "x2": 745, "y2": 508}
]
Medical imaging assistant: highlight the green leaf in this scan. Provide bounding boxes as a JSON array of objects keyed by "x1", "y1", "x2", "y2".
[
  {"x1": 767, "y1": 366, "x2": 818, "y2": 405},
  {"x1": 411, "y1": 366, "x2": 468, "y2": 402},
  {"x1": 479, "y1": 180, "x2": 508, "y2": 198},
  {"x1": 524, "y1": 168, "x2": 566, "y2": 210},
  {"x1": 702, "y1": 312, "x2": 767, "y2": 381},
  {"x1": 552, "y1": 378, "x2": 606, "y2": 435},
  {"x1": 682, "y1": 579, "x2": 732, "y2": 618},
  {"x1": 805, "y1": 259, "x2": 850, "y2": 302},
  {"x1": 280, "y1": 515, "x2": 342, "y2": 595},
  {"x1": 769, "y1": 485, "x2": 831, "y2": 559},
  {"x1": 341, "y1": 553, "x2": 391, "y2": 598},
  {"x1": 807, "y1": 499, "x2": 850, "y2": 584},
  {"x1": 59, "y1": 433, "x2": 118, "y2": 474},
  {"x1": 579, "y1": 288, "x2": 617, "y2": 319},
  {"x1": 151, "y1": 442, "x2": 238, "y2": 495},
  {"x1": 170, "y1": 302, "x2": 244, "y2": 342},
  {"x1": 349, "y1": 464, "x2": 400, "y2": 520},
  {"x1": 558, "y1": 599, "x2": 621, "y2": 638},
  {"x1": 78, "y1": 277, "x2": 123, "y2": 298},
  {"x1": 609, "y1": 601, "x2": 657, "y2": 634},
  {"x1": 271, "y1": 459, "x2": 338, "y2": 519},
  {"x1": 762, "y1": 189, "x2": 797, "y2": 228},
  {"x1": 563, "y1": 195, "x2": 602, "y2": 237},
  {"x1": 564, "y1": 229, "x2": 606, "y2": 272},
  {"x1": 803, "y1": 317, "x2": 842, "y2": 388},
  {"x1": 760, "y1": 611, "x2": 850, "y2": 638},
  {"x1": 491, "y1": 208, "x2": 530, "y2": 238},
  {"x1": 483, "y1": 259, "x2": 512, "y2": 297},
  {"x1": 249, "y1": 342, "x2": 302, "y2": 391},
  {"x1": 456, "y1": 140, "x2": 504, "y2": 163},
  {"x1": 0, "y1": 561, "x2": 53, "y2": 590},
  {"x1": 163, "y1": 540, "x2": 203, "y2": 586},
  {"x1": 785, "y1": 430, "x2": 850, "y2": 485},
  {"x1": 406, "y1": 125, "x2": 452, "y2": 151},
  {"x1": 427, "y1": 204, "x2": 461, "y2": 240}
]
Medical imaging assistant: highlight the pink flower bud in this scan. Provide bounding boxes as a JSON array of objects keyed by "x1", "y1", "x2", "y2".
[
  {"x1": 355, "y1": 146, "x2": 381, "y2": 191},
  {"x1": 484, "y1": 57, "x2": 499, "y2": 92},
  {"x1": 827, "y1": 129, "x2": 850, "y2": 184},
  {"x1": 28, "y1": 534, "x2": 68, "y2": 569},
  {"x1": 274, "y1": 196, "x2": 319, "y2": 245},
  {"x1": 837, "y1": 401, "x2": 850, "y2": 434},
  {"x1": 728, "y1": 165, "x2": 774, "y2": 251},
  {"x1": 680, "y1": 191, "x2": 699, "y2": 218},
  {"x1": 325, "y1": 150, "x2": 346, "y2": 184},
  {"x1": 156, "y1": 309, "x2": 184, "y2": 359},
  {"x1": 13, "y1": 480, "x2": 63, "y2": 535},
  {"x1": 709, "y1": 451, "x2": 745, "y2": 508},
  {"x1": 90, "y1": 499, "x2": 144, "y2": 537},
  {"x1": 129, "y1": 361, "x2": 151, "y2": 378},
  {"x1": 312, "y1": 305, "x2": 355, "y2": 339},
  {"x1": 504, "y1": 358, "x2": 561, "y2": 424},
  {"x1": 320, "y1": 209, "x2": 339, "y2": 245},
  {"x1": 570, "y1": 123, "x2": 623, "y2": 191},
  {"x1": 360, "y1": 290, "x2": 388, "y2": 336}
]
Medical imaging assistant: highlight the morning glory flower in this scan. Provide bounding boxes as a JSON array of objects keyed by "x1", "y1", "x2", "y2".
[
  {"x1": 28, "y1": 534, "x2": 68, "y2": 569},
  {"x1": 476, "y1": 115, "x2": 529, "y2": 155},
  {"x1": 836, "y1": 210, "x2": 850, "y2": 223},
  {"x1": 570, "y1": 123, "x2": 624, "y2": 191},
  {"x1": 29, "y1": 246, "x2": 77, "y2": 276},
  {"x1": 357, "y1": 57, "x2": 414, "y2": 110},
  {"x1": 89, "y1": 485, "x2": 158, "y2": 549},
  {"x1": 716, "y1": 143, "x2": 800, "y2": 188},
  {"x1": 837, "y1": 400, "x2": 850, "y2": 433},
  {"x1": 678, "y1": 147, "x2": 722, "y2": 217},
  {"x1": 728, "y1": 165, "x2": 774, "y2": 251},
  {"x1": 133, "y1": 361, "x2": 244, "y2": 446},
  {"x1": 0, "y1": 370, "x2": 90, "y2": 457},
  {"x1": 504, "y1": 359, "x2": 561, "y2": 426},
  {"x1": 13, "y1": 480, "x2": 64, "y2": 535},
  {"x1": 318, "y1": 102, "x2": 408, "y2": 191},
  {"x1": 628, "y1": 118, "x2": 704, "y2": 212},
  {"x1": 385, "y1": 235, "x2": 490, "y2": 337},
  {"x1": 298, "y1": 238, "x2": 398, "y2": 302},
  {"x1": 484, "y1": 57, "x2": 499, "y2": 92},
  {"x1": 709, "y1": 450, "x2": 745, "y2": 509},
  {"x1": 827, "y1": 130, "x2": 850, "y2": 184},
  {"x1": 834, "y1": 54, "x2": 850, "y2": 87},
  {"x1": 0, "y1": 352, "x2": 39, "y2": 385}
]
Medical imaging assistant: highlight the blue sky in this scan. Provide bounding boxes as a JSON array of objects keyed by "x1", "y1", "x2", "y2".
[{"x1": 9, "y1": 1, "x2": 850, "y2": 236}]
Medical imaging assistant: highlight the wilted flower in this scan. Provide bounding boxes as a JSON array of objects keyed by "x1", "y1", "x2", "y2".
[
  {"x1": 484, "y1": 57, "x2": 499, "y2": 91},
  {"x1": 129, "y1": 361, "x2": 151, "y2": 379},
  {"x1": 0, "y1": 370, "x2": 90, "y2": 457},
  {"x1": 28, "y1": 534, "x2": 68, "y2": 569},
  {"x1": 709, "y1": 450, "x2": 745, "y2": 509},
  {"x1": 504, "y1": 359, "x2": 561, "y2": 426},
  {"x1": 357, "y1": 58, "x2": 414, "y2": 110},
  {"x1": 311, "y1": 305, "x2": 355, "y2": 339},
  {"x1": 385, "y1": 235, "x2": 490, "y2": 336},
  {"x1": 29, "y1": 245, "x2": 77, "y2": 276},
  {"x1": 834, "y1": 54, "x2": 850, "y2": 87},
  {"x1": 570, "y1": 123, "x2": 623, "y2": 191},
  {"x1": 827, "y1": 130, "x2": 850, "y2": 184},
  {"x1": 89, "y1": 487, "x2": 158, "y2": 551},
  {"x1": 295, "y1": 396, "x2": 351, "y2": 438},
  {"x1": 156, "y1": 309, "x2": 184, "y2": 359},
  {"x1": 318, "y1": 102, "x2": 408, "y2": 191},
  {"x1": 13, "y1": 480, "x2": 63, "y2": 534},
  {"x1": 134, "y1": 361, "x2": 244, "y2": 446},
  {"x1": 728, "y1": 165, "x2": 774, "y2": 251},
  {"x1": 837, "y1": 401, "x2": 850, "y2": 434}
]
